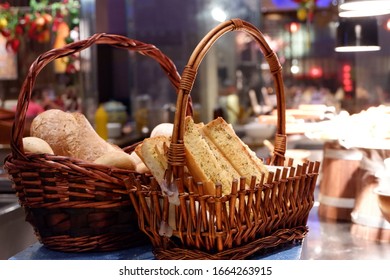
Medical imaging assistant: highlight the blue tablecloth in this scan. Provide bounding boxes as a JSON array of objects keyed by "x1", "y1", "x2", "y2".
[{"x1": 9, "y1": 242, "x2": 303, "y2": 260}]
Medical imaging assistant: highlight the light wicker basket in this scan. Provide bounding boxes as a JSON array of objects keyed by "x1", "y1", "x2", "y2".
[
  {"x1": 127, "y1": 19, "x2": 320, "y2": 260},
  {"x1": 4, "y1": 33, "x2": 181, "y2": 252}
]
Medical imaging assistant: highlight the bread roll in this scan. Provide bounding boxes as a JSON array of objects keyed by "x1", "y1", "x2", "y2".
[
  {"x1": 30, "y1": 109, "x2": 121, "y2": 162},
  {"x1": 151, "y1": 123, "x2": 173, "y2": 138},
  {"x1": 22, "y1": 136, "x2": 54, "y2": 154}
]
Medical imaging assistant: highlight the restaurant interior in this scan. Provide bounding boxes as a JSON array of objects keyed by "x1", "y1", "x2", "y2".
[{"x1": 1, "y1": 0, "x2": 390, "y2": 260}]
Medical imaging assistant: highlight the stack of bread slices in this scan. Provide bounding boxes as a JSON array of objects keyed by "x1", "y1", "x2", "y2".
[{"x1": 135, "y1": 116, "x2": 269, "y2": 195}]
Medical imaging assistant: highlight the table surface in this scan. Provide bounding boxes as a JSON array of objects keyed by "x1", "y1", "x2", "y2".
[
  {"x1": 10, "y1": 203, "x2": 390, "y2": 260},
  {"x1": 301, "y1": 205, "x2": 390, "y2": 260},
  {"x1": 9, "y1": 238, "x2": 303, "y2": 260}
]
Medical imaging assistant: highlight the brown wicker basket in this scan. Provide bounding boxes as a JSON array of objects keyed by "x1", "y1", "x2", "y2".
[
  {"x1": 3, "y1": 33, "x2": 181, "y2": 252},
  {"x1": 127, "y1": 19, "x2": 320, "y2": 260}
]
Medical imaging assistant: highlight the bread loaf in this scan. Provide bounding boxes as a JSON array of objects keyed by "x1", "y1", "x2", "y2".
[{"x1": 30, "y1": 109, "x2": 127, "y2": 164}]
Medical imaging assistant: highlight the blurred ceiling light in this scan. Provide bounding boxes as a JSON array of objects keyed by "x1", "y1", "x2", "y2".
[
  {"x1": 211, "y1": 7, "x2": 227, "y2": 22},
  {"x1": 291, "y1": 65, "x2": 300, "y2": 74},
  {"x1": 335, "y1": 17, "x2": 381, "y2": 52},
  {"x1": 310, "y1": 66, "x2": 323, "y2": 78},
  {"x1": 290, "y1": 59, "x2": 300, "y2": 74},
  {"x1": 289, "y1": 22, "x2": 300, "y2": 33},
  {"x1": 339, "y1": 0, "x2": 390, "y2": 17}
]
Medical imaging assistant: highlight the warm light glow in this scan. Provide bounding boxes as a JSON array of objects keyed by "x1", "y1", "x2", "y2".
[
  {"x1": 343, "y1": 72, "x2": 351, "y2": 79},
  {"x1": 290, "y1": 65, "x2": 300, "y2": 74},
  {"x1": 335, "y1": 45, "x2": 381, "y2": 52},
  {"x1": 342, "y1": 64, "x2": 353, "y2": 92},
  {"x1": 343, "y1": 78, "x2": 352, "y2": 86},
  {"x1": 345, "y1": 85, "x2": 353, "y2": 92},
  {"x1": 340, "y1": 0, "x2": 390, "y2": 11},
  {"x1": 289, "y1": 22, "x2": 299, "y2": 33},
  {"x1": 339, "y1": 10, "x2": 390, "y2": 17},
  {"x1": 309, "y1": 67, "x2": 323, "y2": 78},
  {"x1": 343, "y1": 65, "x2": 351, "y2": 72},
  {"x1": 339, "y1": 0, "x2": 390, "y2": 17},
  {"x1": 387, "y1": 19, "x2": 390, "y2": 31},
  {"x1": 211, "y1": 7, "x2": 227, "y2": 22}
]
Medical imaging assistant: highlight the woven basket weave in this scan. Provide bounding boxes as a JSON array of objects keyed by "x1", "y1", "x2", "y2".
[
  {"x1": 127, "y1": 19, "x2": 320, "y2": 260},
  {"x1": 4, "y1": 33, "x2": 181, "y2": 252}
]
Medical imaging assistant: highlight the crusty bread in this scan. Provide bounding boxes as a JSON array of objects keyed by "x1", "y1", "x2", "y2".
[
  {"x1": 31, "y1": 109, "x2": 78, "y2": 157},
  {"x1": 22, "y1": 136, "x2": 54, "y2": 154},
  {"x1": 184, "y1": 117, "x2": 234, "y2": 195},
  {"x1": 70, "y1": 111, "x2": 121, "y2": 161},
  {"x1": 30, "y1": 109, "x2": 122, "y2": 162},
  {"x1": 135, "y1": 117, "x2": 269, "y2": 196},
  {"x1": 200, "y1": 117, "x2": 269, "y2": 184},
  {"x1": 135, "y1": 135, "x2": 170, "y2": 186},
  {"x1": 135, "y1": 162, "x2": 149, "y2": 173},
  {"x1": 93, "y1": 150, "x2": 136, "y2": 169},
  {"x1": 130, "y1": 151, "x2": 150, "y2": 173},
  {"x1": 195, "y1": 122, "x2": 242, "y2": 185}
]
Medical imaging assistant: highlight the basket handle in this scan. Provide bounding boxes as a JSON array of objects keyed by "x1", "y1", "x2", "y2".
[
  {"x1": 11, "y1": 33, "x2": 187, "y2": 159},
  {"x1": 167, "y1": 19, "x2": 286, "y2": 185}
]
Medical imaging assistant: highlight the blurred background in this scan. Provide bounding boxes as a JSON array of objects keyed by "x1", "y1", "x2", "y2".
[
  {"x1": 0, "y1": 0, "x2": 389, "y2": 128},
  {"x1": 1, "y1": 0, "x2": 390, "y2": 260}
]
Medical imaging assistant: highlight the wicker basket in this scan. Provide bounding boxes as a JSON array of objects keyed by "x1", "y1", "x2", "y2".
[
  {"x1": 3, "y1": 33, "x2": 181, "y2": 252},
  {"x1": 127, "y1": 19, "x2": 320, "y2": 260}
]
